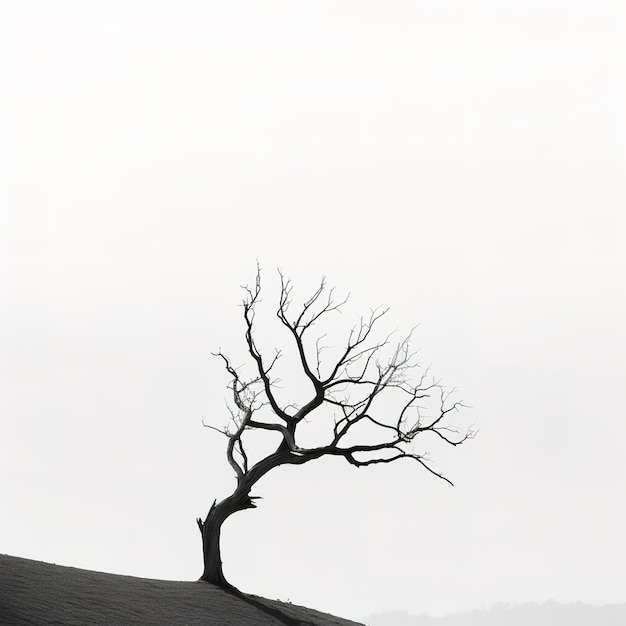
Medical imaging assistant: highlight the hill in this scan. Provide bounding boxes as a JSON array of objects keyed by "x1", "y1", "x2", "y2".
[
  {"x1": 0, "y1": 554, "x2": 364, "y2": 625},
  {"x1": 364, "y1": 601, "x2": 626, "y2": 626}
]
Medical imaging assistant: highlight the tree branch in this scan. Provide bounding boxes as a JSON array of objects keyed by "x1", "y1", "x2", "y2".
[
  {"x1": 204, "y1": 268, "x2": 472, "y2": 490},
  {"x1": 241, "y1": 267, "x2": 291, "y2": 423}
]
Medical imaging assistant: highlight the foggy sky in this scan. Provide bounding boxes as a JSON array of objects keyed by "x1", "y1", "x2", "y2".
[{"x1": 1, "y1": 1, "x2": 624, "y2": 622}]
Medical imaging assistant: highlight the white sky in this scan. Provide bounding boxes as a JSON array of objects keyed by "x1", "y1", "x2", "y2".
[{"x1": 1, "y1": 1, "x2": 625, "y2": 621}]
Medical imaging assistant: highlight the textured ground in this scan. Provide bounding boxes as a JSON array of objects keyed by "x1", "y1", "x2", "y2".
[{"x1": 0, "y1": 554, "x2": 364, "y2": 626}]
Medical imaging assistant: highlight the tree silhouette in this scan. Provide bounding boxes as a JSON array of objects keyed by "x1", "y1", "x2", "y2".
[{"x1": 197, "y1": 268, "x2": 473, "y2": 588}]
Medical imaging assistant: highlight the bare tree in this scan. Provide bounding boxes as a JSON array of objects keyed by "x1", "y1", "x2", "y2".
[{"x1": 197, "y1": 268, "x2": 473, "y2": 588}]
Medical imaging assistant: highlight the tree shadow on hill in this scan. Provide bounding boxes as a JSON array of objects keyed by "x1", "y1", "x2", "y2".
[{"x1": 224, "y1": 585, "x2": 320, "y2": 626}]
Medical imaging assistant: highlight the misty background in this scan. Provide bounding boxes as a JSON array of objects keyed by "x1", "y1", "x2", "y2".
[{"x1": 1, "y1": 1, "x2": 624, "y2": 623}]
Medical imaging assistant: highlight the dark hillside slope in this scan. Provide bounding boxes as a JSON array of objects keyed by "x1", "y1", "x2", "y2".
[{"x1": 0, "y1": 554, "x2": 363, "y2": 626}]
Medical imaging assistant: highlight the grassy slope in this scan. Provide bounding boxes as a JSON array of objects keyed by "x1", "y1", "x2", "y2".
[{"x1": 0, "y1": 554, "x2": 364, "y2": 626}]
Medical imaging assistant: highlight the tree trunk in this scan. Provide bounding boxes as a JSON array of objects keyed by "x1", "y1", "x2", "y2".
[
  {"x1": 198, "y1": 501, "x2": 229, "y2": 586},
  {"x1": 197, "y1": 489, "x2": 258, "y2": 588}
]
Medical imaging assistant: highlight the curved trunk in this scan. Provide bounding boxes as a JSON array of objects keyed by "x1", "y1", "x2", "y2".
[
  {"x1": 197, "y1": 489, "x2": 259, "y2": 587},
  {"x1": 198, "y1": 501, "x2": 229, "y2": 586},
  {"x1": 198, "y1": 453, "x2": 293, "y2": 587}
]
